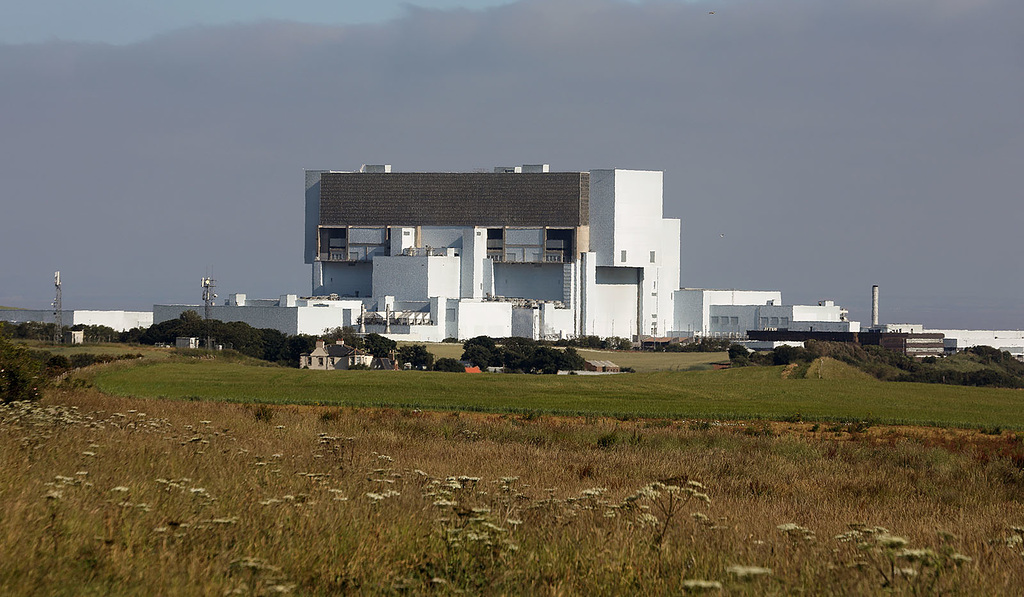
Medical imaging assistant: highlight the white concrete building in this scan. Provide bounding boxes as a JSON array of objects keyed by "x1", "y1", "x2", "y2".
[
  {"x1": 927, "y1": 329, "x2": 1024, "y2": 359},
  {"x1": 154, "y1": 294, "x2": 367, "y2": 337},
  {"x1": 303, "y1": 164, "x2": 681, "y2": 341},
  {"x1": 0, "y1": 309, "x2": 153, "y2": 332},
  {"x1": 151, "y1": 164, "x2": 857, "y2": 343},
  {"x1": 671, "y1": 289, "x2": 859, "y2": 339}
]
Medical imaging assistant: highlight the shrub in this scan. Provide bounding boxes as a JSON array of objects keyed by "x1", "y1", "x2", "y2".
[
  {"x1": 433, "y1": 358, "x2": 466, "y2": 372},
  {"x1": 0, "y1": 336, "x2": 42, "y2": 402}
]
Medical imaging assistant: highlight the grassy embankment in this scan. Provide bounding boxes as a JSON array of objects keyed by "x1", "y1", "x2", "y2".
[
  {"x1": 3, "y1": 390, "x2": 1023, "y2": 595},
  {"x1": 91, "y1": 356, "x2": 1024, "y2": 429}
]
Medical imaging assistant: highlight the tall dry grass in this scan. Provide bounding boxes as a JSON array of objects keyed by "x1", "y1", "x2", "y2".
[{"x1": 2, "y1": 388, "x2": 1023, "y2": 595}]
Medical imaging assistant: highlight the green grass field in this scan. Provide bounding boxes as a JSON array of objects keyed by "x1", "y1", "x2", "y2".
[
  {"x1": 18, "y1": 340, "x2": 174, "y2": 360},
  {"x1": 90, "y1": 359, "x2": 1024, "y2": 429},
  {"x1": 400, "y1": 341, "x2": 727, "y2": 372}
]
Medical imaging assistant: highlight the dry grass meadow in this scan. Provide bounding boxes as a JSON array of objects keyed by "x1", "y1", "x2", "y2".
[{"x1": 3, "y1": 384, "x2": 1024, "y2": 595}]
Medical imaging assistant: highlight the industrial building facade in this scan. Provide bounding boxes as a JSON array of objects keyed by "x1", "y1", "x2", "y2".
[
  {"x1": 303, "y1": 165, "x2": 680, "y2": 341},
  {"x1": 151, "y1": 163, "x2": 864, "y2": 342}
]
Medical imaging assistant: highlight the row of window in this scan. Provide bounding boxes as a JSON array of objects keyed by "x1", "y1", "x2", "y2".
[{"x1": 709, "y1": 316, "x2": 790, "y2": 327}]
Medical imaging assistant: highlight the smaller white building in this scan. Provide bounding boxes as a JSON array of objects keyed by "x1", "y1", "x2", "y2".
[
  {"x1": 0, "y1": 309, "x2": 153, "y2": 332},
  {"x1": 154, "y1": 294, "x2": 367, "y2": 337},
  {"x1": 927, "y1": 329, "x2": 1024, "y2": 359},
  {"x1": 671, "y1": 289, "x2": 859, "y2": 339}
]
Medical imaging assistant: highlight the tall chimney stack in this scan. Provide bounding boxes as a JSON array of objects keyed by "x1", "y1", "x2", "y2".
[{"x1": 871, "y1": 285, "x2": 879, "y2": 327}]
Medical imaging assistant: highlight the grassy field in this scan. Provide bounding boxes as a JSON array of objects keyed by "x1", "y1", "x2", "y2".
[
  {"x1": 3, "y1": 390, "x2": 1022, "y2": 595},
  {"x1": 400, "y1": 341, "x2": 727, "y2": 372},
  {"x1": 18, "y1": 339, "x2": 175, "y2": 361},
  {"x1": 90, "y1": 358, "x2": 1024, "y2": 429}
]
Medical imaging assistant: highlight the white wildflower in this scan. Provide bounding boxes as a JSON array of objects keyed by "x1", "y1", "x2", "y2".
[
  {"x1": 681, "y1": 579, "x2": 722, "y2": 592},
  {"x1": 727, "y1": 565, "x2": 772, "y2": 580},
  {"x1": 876, "y1": 534, "x2": 909, "y2": 549}
]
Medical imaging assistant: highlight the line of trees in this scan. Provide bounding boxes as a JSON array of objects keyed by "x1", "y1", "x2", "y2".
[{"x1": 460, "y1": 336, "x2": 585, "y2": 374}]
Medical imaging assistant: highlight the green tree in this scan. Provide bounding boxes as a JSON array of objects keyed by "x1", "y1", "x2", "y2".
[
  {"x1": 397, "y1": 344, "x2": 434, "y2": 369},
  {"x1": 558, "y1": 347, "x2": 585, "y2": 371},
  {"x1": 728, "y1": 343, "x2": 750, "y2": 366},
  {"x1": 501, "y1": 337, "x2": 538, "y2": 372},
  {"x1": 363, "y1": 333, "x2": 397, "y2": 359},
  {"x1": 1, "y1": 335, "x2": 42, "y2": 402},
  {"x1": 462, "y1": 344, "x2": 499, "y2": 369},
  {"x1": 433, "y1": 357, "x2": 465, "y2": 372}
]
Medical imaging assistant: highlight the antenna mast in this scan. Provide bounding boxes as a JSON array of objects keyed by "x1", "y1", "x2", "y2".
[
  {"x1": 53, "y1": 271, "x2": 62, "y2": 345},
  {"x1": 201, "y1": 276, "x2": 216, "y2": 349}
]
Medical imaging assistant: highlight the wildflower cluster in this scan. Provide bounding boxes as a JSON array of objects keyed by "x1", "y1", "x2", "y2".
[{"x1": 835, "y1": 523, "x2": 974, "y2": 589}]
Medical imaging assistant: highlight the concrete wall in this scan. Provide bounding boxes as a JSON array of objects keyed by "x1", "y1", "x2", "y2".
[
  {"x1": 930, "y1": 329, "x2": 1024, "y2": 353},
  {"x1": 154, "y1": 304, "x2": 302, "y2": 335},
  {"x1": 578, "y1": 252, "x2": 598, "y2": 335},
  {"x1": 492, "y1": 263, "x2": 564, "y2": 300},
  {"x1": 588, "y1": 169, "x2": 666, "y2": 268},
  {"x1": 420, "y1": 226, "x2": 466, "y2": 250},
  {"x1": 511, "y1": 308, "x2": 539, "y2": 339},
  {"x1": 304, "y1": 170, "x2": 327, "y2": 265},
  {"x1": 792, "y1": 304, "x2": 845, "y2": 322},
  {"x1": 456, "y1": 301, "x2": 513, "y2": 339},
  {"x1": 652, "y1": 217, "x2": 681, "y2": 335},
  {"x1": 591, "y1": 268, "x2": 640, "y2": 338},
  {"x1": 460, "y1": 228, "x2": 487, "y2": 299},
  {"x1": 671, "y1": 289, "x2": 784, "y2": 337},
  {"x1": 296, "y1": 301, "x2": 364, "y2": 336},
  {"x1": 588, "y1": 170, "x2": 616, "y2": 266},
  {"x1": 390, "y1": 227, "x2": 416, "y2": 255},
  {"x1": 372, "y1": 255, "x2": 460, "y2": 301},
  {"x1": 73, "y1": 310, "x2": 153, "y2": 331},
  {"x1": 706, "y1": 303, "x2": 857, "y2": 337},
  {"x1": 317, "y1": 261, "x2": 372, "y2": 297},
  {"x1": 0, "y1": 309, "x2": 152, "y2": 332},
  {"x1": 540, "y1": 303, "x2": 575, "y2": 340},
  {"x1": 154, "y1": 299, "x2": 366, "y2": 336}
]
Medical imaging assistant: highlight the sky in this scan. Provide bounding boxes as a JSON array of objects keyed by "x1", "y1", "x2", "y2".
[{"x1": 0, "y1": 0, "x2": 1021, "y2": 330}]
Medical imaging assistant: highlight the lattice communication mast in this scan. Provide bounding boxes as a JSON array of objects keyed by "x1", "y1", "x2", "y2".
[
  {"x1": 201, "y1": 276, "x2": 217, "y2": 349},
  {"x1": 52, "y1": 271, "x2": 62, "y2": 345}
]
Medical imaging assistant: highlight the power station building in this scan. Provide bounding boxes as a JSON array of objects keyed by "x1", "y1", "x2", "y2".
[
  {"x1": 152, "y1": 163, "x2": 861, "y2": 342},
  {"x1": 303, "y1": 164, "x2": 680, "y2": 341}
]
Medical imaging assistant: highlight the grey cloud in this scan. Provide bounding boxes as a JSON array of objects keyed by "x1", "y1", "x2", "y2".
[{"x1": 1, "y1": 0, "x2": 1021, "y2": 328}]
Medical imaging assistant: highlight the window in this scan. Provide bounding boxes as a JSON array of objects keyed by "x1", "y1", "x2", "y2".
[
  {"x1": 650, "y1": 251, "x2": 656, "y2": 263},
  {"x1": 620, "y1": 250, "x2": 627, "y2": 262},
  {"x1": 730, "y1": 317, "x2": 739, "y2": 325},
  {"x1": 711, "y1": 316, "x2": 719, "y2": 324}
]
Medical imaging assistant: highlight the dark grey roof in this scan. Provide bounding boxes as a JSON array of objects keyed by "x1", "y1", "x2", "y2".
[
  {"x1": 324, "y1": 344, "x2": 361, "y2": 357},
  {"x1": 319, "y1": 172, "x2": 589, "y2": 228}
]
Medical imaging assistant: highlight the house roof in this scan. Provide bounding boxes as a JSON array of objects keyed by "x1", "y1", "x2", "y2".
[{"x1": 308, "y1": 342, "x2": 364, "y2": 358}]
